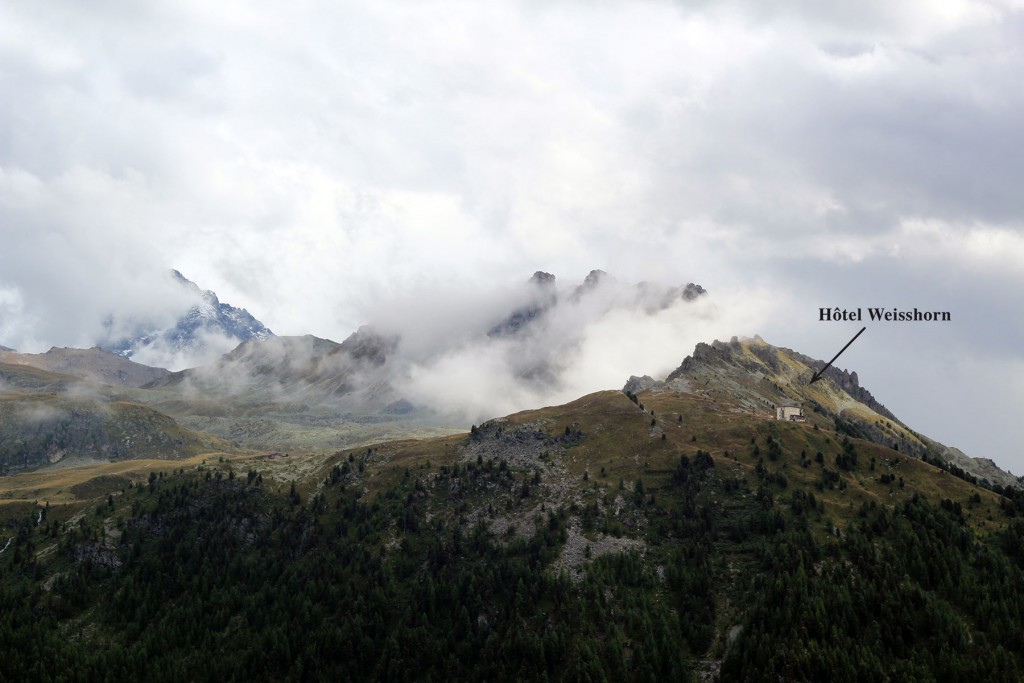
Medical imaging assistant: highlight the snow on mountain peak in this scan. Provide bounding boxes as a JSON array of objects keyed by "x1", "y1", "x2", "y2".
[{"x1": 98, "y1": 270, "x2": 273, "y2": 370}]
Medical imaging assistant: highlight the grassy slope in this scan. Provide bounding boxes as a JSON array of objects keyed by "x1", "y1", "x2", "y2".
[
  {"x1": 1, "y1": 382, "x2": 1022, "y2": 680},
  {"x1": 328, "y1": 389, "x2": 1002, "y2": 535},
  {"x1": 0, "y1": 362, "x2": 235, "y2": 478},
  {"x1": 4, "y1": 381, "x2": 1001, "y2": 536}
]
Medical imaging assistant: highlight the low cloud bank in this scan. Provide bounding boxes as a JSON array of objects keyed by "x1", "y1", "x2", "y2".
[
  {"x1": 141, "y1": 271, "x2": 777, "y2": 428},
  {"x1": 381, "y1": 272, "x2": 777, "y2": 424}
]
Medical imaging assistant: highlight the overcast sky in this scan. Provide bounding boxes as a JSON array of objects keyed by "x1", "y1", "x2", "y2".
[{"x1": 1, "y1": 0, "x2": 1022, "y2": 471}]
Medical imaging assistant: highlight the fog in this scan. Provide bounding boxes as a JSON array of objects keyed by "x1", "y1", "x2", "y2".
[
  {"x1": 377, "y1": 273, "x2": 776, "y2": 424},
  {"x1": 129, "y1": 326, "x2": 248, "y2": 372},
  {"x1": 147, "y1": 272, "x2": 774, "y2": 428}
]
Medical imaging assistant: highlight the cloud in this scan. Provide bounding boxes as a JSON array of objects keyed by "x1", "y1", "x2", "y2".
[
  {"x1": 0, "y1": 166, "x2": 202, "y2": 351},
  {"x1": 391, "y1": 275, "x2": 775, "y2": 423},
  {"x1": 16, "y1": 402, "x2": 68, "y2": 425},
  {"x1": 0, "y1": 0, "x2": 1022, "y2": 469},
  {"x1": 128, "y1": 326, "x2": 247, "y2": 372}
]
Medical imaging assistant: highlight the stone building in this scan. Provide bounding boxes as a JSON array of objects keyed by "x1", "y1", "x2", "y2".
[{"x1": 776, "y1": 404, "x2": 806, "y2": 422}]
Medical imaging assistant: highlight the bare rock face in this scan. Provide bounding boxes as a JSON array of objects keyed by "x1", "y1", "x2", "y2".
[
  {"x1": 335, "y1": 326, "x2": 398, "y2": 366},
  {"x1": 493, "y1": 269, "x2": 707, "y2": 339},
  {"x1": 529, "y1": 271, "x2": 556, "y2": 288},
  {"x1": 571, "y1": 269, "x2": 614, "y2": 300},
  {"x1": 488, "y1": 272, "x2": 559, "y2": 338},
  {"x1": 623, "y1": 375, "x2": 661, "y2": 394},
  {"x1": 668, "y1": 342, "x2": 730, "y2": 380},
  {"x1": 463, "y1": 420, "x2": 557, "y2": 469},
  {"x1": 812, "y1": 364, "x2": 897, "y2": 422},
  {"x1": 680, "y1": 282, "x2": 707, "y2": 300},
  {"x1": 74, "y1": 543, "x2": 124, "y2": 570}
]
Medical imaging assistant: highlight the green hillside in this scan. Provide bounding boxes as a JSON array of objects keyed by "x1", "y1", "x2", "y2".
[
  {"x1": 0, "y1": 362, "x2": 230, "y2": 476},
  {"x1": 2, "y1": 386, "x2": 1024, "y2": 681}
]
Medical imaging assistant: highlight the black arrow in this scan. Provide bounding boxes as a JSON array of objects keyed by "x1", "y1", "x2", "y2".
[{"x1": 810, "y1": 327, "x2": 866, "y2": 385}]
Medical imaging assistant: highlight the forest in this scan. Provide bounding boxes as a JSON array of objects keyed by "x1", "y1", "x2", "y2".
[{"x1": 2, "y1": 434, "x2": 1024, "y2": 682}]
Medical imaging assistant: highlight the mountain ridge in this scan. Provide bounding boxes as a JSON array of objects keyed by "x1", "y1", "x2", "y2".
[
  {"x1": 4, "y1": 366, "x2": 1023, "y2": 680},
  {"x1": 0, "y1": 346, "x2": 170, "y2": 388},
  {"x1": 627, "y1": 335, "x2": 1019, "y2": 489},
  {"x1": 0, "y1": 361, "x2": 226, "y2": 475},
  {"x1": 4, "y1": 271, "x2": 1011, "y2": 486},
  {"x1": 99, "y1": 270, "x2": 273, "y2": 366}
]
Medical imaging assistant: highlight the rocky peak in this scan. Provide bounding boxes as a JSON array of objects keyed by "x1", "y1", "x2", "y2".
[
  {"x1": 813, "y1": 364, "x2": 895, "y2": 419},
  {"x1": 0, "y1": 346, "x2": 169, "y2": 387},
  {"x1": 672, "y1": 339, "x2": 737, "y2": 377},
  {"x1": 572, "y1": 269, "x2": 614, "y2": 300},
  {"x1": 170, "y1": 269, "x2": 197, "y2": 288},
  {"x1": 583, "y1": 269, "x2": 610, "y2": 287},
  {"x1": 488, "y1": 272, "x2": 560, "y2": 338},
  {"x1": 493, "y1": 269, "x2": 706, "y2": 339},
  {"x1": 681, "y1": 282, "x2": 707, "y2": 301},
  {"x1": 99, "y1": 270, "x2": 273, "y2": 368},
  {"x1": 529, "y1": 271, "x2": 556, "y2": 288},
  {"x1": 336, "y1": 326, "x2": 398, "y2": 366}
]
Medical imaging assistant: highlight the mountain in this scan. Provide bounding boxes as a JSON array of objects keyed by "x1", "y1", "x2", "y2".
[
  {"x1": 0, "y1": 346, "x2": 169, "y2": 388},
  {"x1": 99, "y1": 270, "x2": 273, "y2": 365},
  {"x1": 130, "y1": 269, "x2": 712, "y2": 450},
  {"x1": 135, "y1": 328, "x2": 462, "y2": 451},
  {"x1": 487, "y1": 271, "x2": 558, "y2": 337},
  {"x1": 3, "y1": 321, "x2": 1023, "y2": 681},
  {"x1": 4, "y1": 358, "x2": 1024, "y2": 680},
  {"x1": 144, "y1": 329, "x2": 395, "y2": 405},
  {"x1": 489, "y1": 269, "x2": 708, "y2": 339},
  {"x1": 626, "y1": 335, "x2": 1019, "y2": 489},
  {"x1": 0, "y1": 362, "x2": 225, "y2": 475},
  {"x1": 480, "y1": 269, "x2": 710, "y2": 389}
]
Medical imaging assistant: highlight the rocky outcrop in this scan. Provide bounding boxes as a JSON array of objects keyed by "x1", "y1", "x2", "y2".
[
  {"x1": 822, "y1": 366, "x2": 897, "y2": 422},
  {"x1": 679, "y1": 282, "x2": 708, "y2": 301},
  {"x1": 623, "y1": 375, "x2": 661, "y2": 394},
  {"x1": 489, "y1": 272, "x2": 558, "y2": 338},
  {"x1": 335, "y1": 326, "x2": 398, "y2": 366},
  {"x1": 493, "y1": 270, "x2": 707, "y2": 340},
  {"x1": 530, "y1": 271, "x2": 556, "y2": 288},
  {"x1": 74, "y1": 543, "x2": 124, "y2": 569},
  {"x1": 571, "y1": 269, "x2": 615, "y2": 301},
  {"x1": 667, "y1": 339, "x2": 741, "y2": 382}
]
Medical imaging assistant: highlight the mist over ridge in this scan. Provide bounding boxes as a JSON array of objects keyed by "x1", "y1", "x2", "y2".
[
  {"x1": 149, "y1": 269, "x2": 785, "y2": 432},
  {"x1": 95, "y1": 270, "x2": 273, "y2": 371}
]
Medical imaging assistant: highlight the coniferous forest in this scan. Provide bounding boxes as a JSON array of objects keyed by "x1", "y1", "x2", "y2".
[{"x1": 3, "y1": 398, "x2": 1024, "y2": 682}]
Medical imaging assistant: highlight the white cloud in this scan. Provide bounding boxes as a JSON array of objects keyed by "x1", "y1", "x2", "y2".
[
  {"x1": 128, "y1": 326, "x2": 244, "y2": 372},
  {"x1": 764, "y1": 218, "x2": 1024, "y2": 276},
  {"x1": 898, "y1": 219, "x2": 1024, "y2": 277},
  {"x1": 389, "y1": 276, "x2": 775, "y2": 424},
  {"x1": 0, "y1": 0, "x2": 1022, "y2": 468}
]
